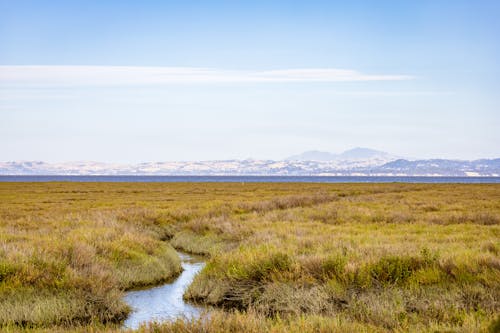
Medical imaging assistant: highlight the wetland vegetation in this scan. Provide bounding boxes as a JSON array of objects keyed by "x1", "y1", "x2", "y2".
[{"x1": 0, "y1": 182, "x2": 498, "y2": 332}]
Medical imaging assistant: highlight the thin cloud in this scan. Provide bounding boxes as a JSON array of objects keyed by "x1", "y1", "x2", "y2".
[{"x1": 0, "y1": 66, "x2": 413, "y2": 86}]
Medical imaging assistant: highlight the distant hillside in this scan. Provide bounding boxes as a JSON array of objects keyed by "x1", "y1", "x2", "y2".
[
  {"x1": 377, "y1": 158, "x2": 500, "y2": 176},
  {"x1": 286, "y1": 147, "x2": 396, "y2": 162},
  {"x1": 1, "y1": 158, "x2": 499, "y2": 176},
  {"x1": 337, "y1": 147, "x2": 393, "y2": 160},
  {"x1": 285, "y1": 151, "x2": 337, "y2": 161}
]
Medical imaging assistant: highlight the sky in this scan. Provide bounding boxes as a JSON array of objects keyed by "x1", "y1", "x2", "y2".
[{"x1": 0, "y1": 0, "x2": 499, "y2": 162}]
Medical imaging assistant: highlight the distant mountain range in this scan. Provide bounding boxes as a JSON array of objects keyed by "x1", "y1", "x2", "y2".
[
  {"x1": 286, "y1": 147, "x2": 397, "y2": 162},
  {"x1": 376, "y1": 158, "x2": 500, "y2": 177},
  {"x1": 1, "y1": 149, "x2": 499, "y2": 177}
]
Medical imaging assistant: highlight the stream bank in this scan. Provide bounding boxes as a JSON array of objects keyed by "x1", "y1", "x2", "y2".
[{"x1": 122, "y1": 251, "x2": 206, "y2": 329}]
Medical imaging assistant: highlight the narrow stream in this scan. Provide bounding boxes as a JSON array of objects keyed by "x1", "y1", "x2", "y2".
[{"x1": 123, "y1": 251, "x2": 206, "y2": 329}]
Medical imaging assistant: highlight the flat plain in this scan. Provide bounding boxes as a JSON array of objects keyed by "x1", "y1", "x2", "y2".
[{"x1": 0, "y1": 182, "x2": 498, "y2": 332}]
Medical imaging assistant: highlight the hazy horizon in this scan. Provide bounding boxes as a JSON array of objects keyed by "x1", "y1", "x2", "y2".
[
  {"x1": 1, "y1": 145, "x2": 499, "y2": 164},
  {"x1": 1, "y1": 1, "x2": 499, "y2": 163}
]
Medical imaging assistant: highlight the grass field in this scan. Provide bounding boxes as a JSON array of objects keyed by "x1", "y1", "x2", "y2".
[{"x1": 0, "y1": 182, "x2": 498, "y2": 332}]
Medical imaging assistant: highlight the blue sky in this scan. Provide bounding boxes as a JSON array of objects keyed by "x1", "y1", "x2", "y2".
[{"x1": 0, "y1": 0, "x2": 499, "y2": 162}]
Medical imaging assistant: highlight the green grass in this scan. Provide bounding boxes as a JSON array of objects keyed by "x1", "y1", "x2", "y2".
[{"x1": 0, "y1": 182, "x2": 498, "y2": 331}]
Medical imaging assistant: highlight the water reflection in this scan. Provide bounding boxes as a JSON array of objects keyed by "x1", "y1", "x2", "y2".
[{"x1": 123, "y1": 252, "x2": 205, "y2": 329}]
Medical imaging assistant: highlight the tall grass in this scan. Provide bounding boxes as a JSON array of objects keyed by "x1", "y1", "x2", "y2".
[{"x1": 0, "y1": 182, "x2": 498, "y2": 331}]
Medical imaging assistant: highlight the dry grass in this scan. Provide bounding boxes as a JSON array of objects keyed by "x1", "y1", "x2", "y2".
[{"x1": 0, "y1": 182, "x2": 499, "y2": 331}]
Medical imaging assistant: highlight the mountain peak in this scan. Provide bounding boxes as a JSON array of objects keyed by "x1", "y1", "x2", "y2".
[
  {"x1": 286, "y1": 147, "x2": 393, "y2": 161},
  {"x1": 285, "y1": 150, "x2": 337, "y2": 161},
  {"x1": 338, "y1": 147, "x2": 391, "y2": 160}
]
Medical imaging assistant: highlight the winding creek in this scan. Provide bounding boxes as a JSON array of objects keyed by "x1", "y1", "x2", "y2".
[{"x1": 123, "y1": 251, "x2": 206, "y2": 329}]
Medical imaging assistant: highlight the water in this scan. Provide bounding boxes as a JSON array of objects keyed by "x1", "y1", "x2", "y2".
[
  {"x1": 1, "y1": 175, "x2": 499, "y2": 183},
  {"x1": 123, "y1": 252, "x2": 206, "y2": 330}
]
